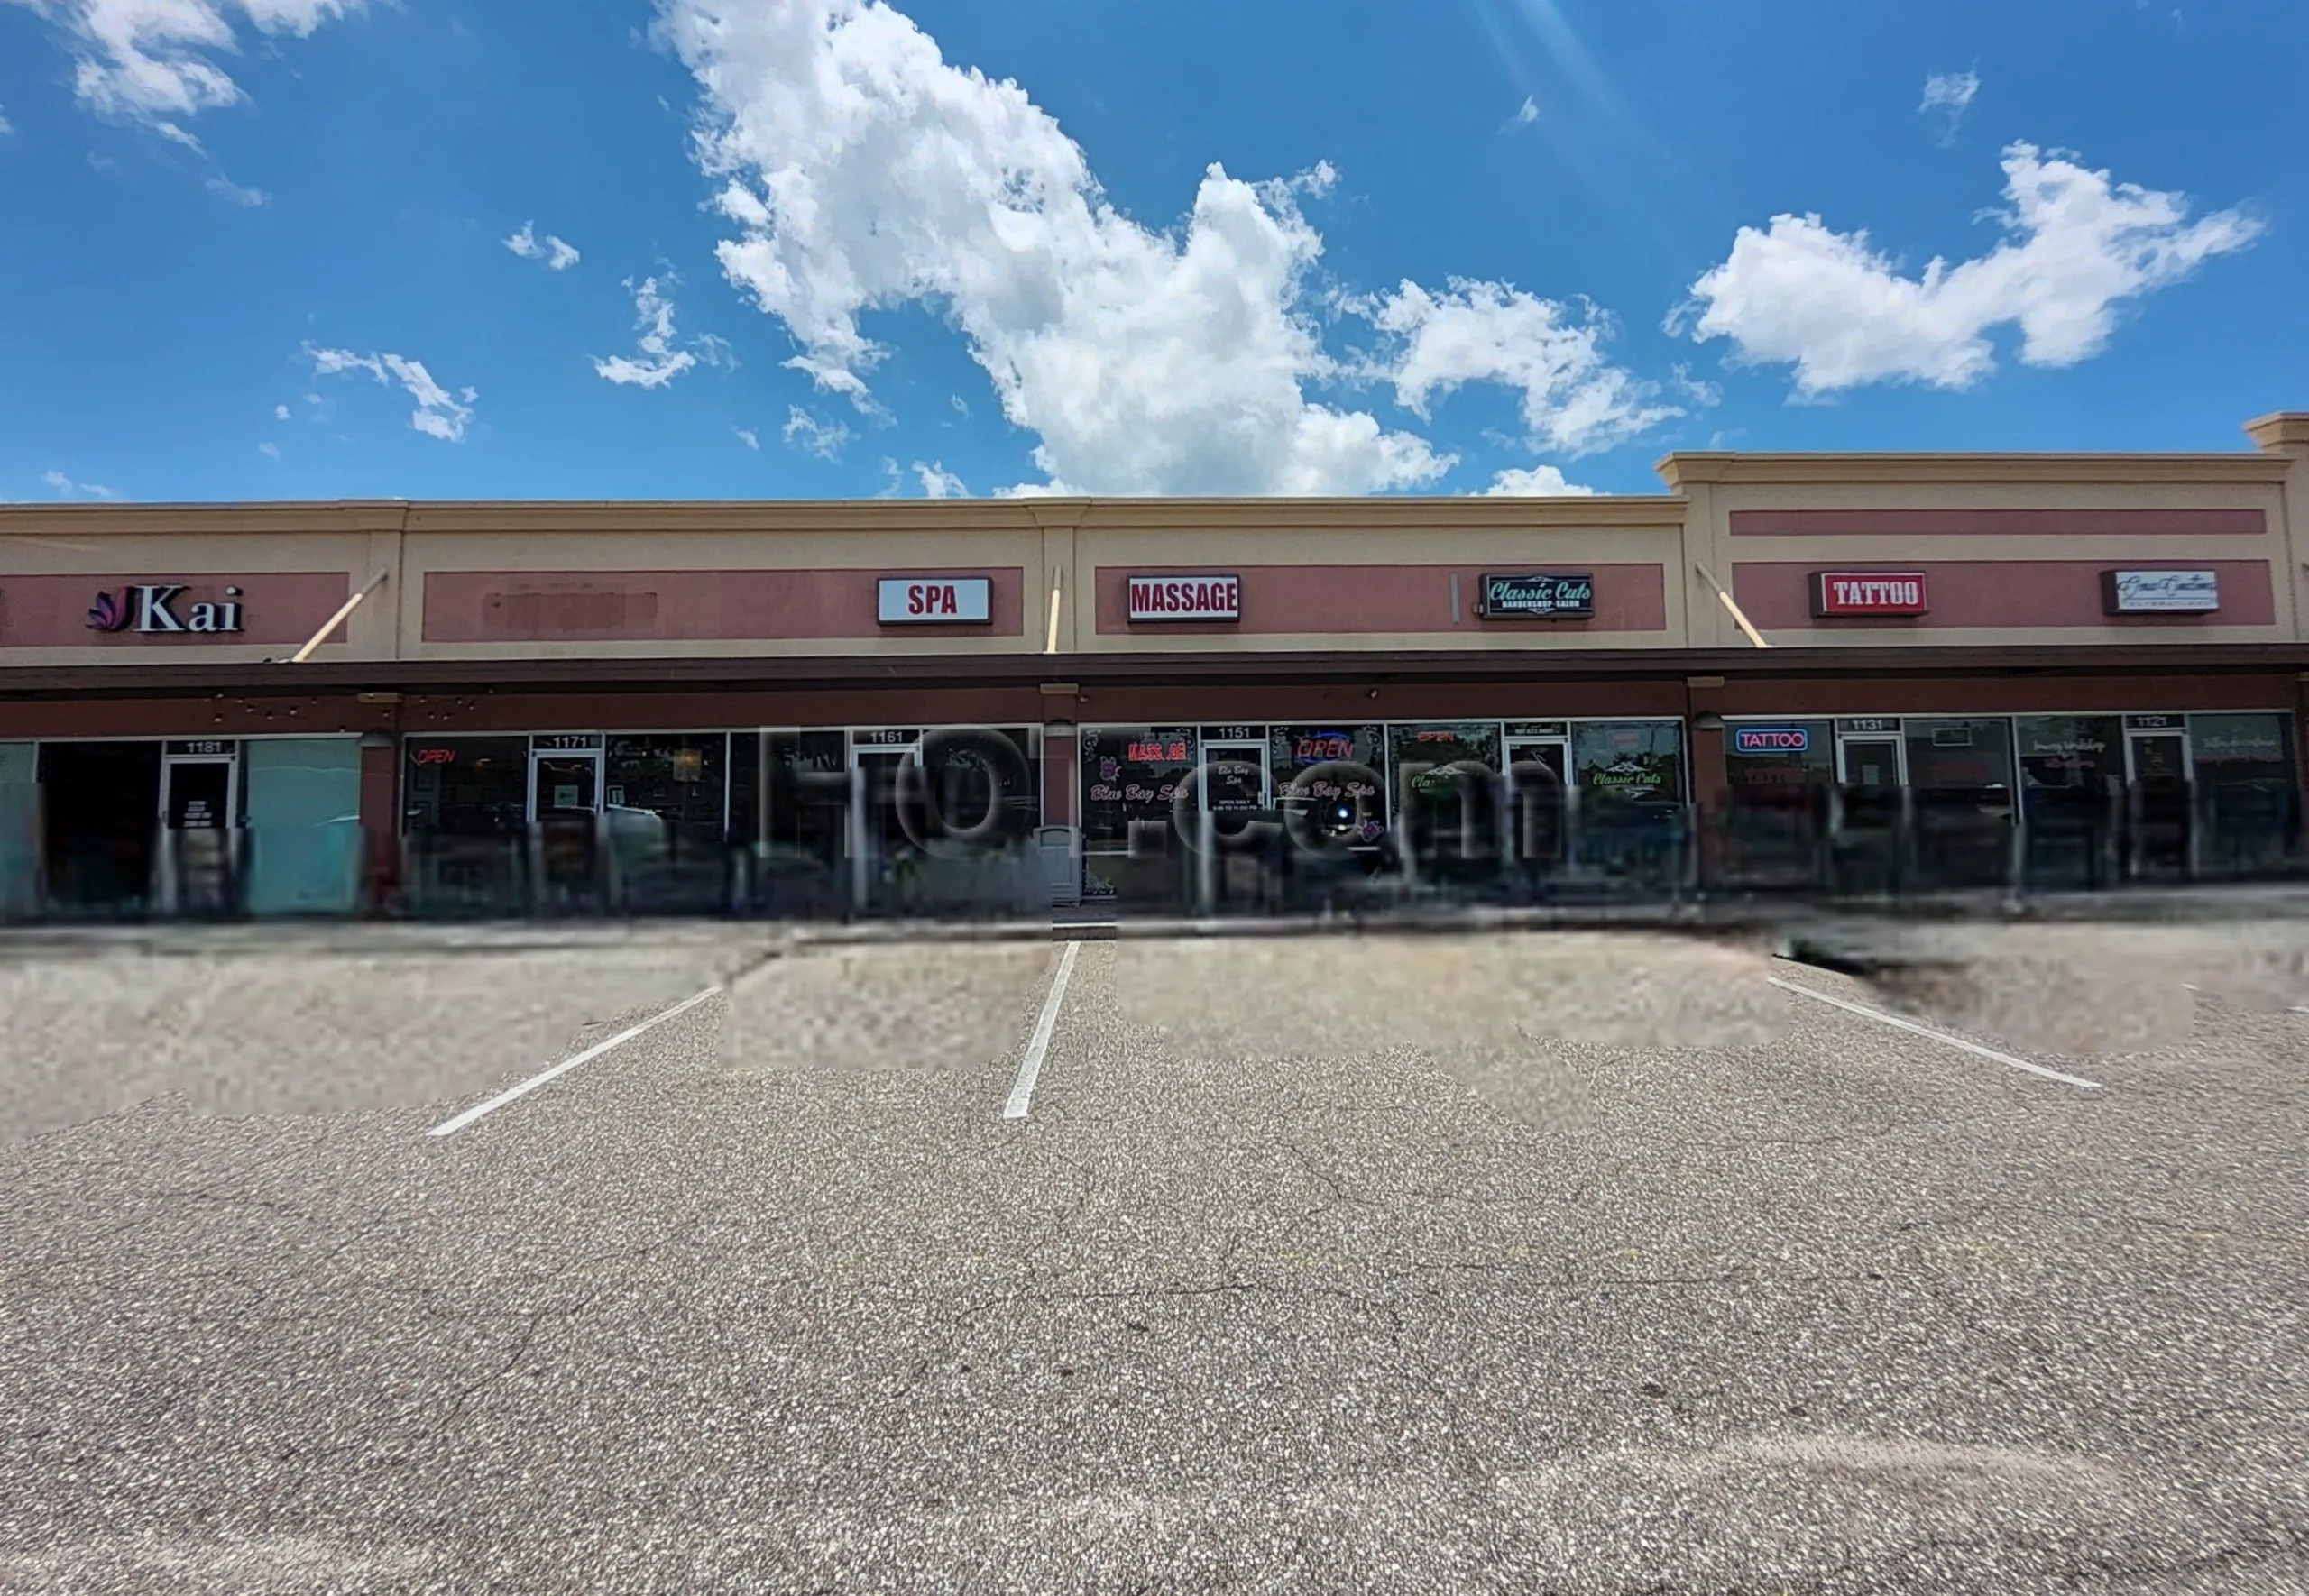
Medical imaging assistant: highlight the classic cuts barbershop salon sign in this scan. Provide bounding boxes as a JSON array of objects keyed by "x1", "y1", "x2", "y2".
[{"x1": 1477, "y1": 573, "x2": 1595, "y2": 619}]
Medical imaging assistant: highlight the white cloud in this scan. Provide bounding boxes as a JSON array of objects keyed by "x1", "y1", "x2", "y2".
[
  {"x1": 1670, "y1": 142, "x2": 2263, "y2": 397},
  {"x1": 0, "y1": 104, "x2": 15, "y2": 136},
  {"x1": 780, "y1": 405, "x2": 852, "y2": 460},
  {"x1": 1482, "y1": 465, "x2": 1595, "y2": 497},
  {"x1": 1502, "y1": 96, "x2": 1540, "y2": 133},
  {"x1": 504, "y1": 220, "x2": 581, "y2": 271},
  {"x1": 594, "y1": 273, "x2": 728, "y2": 388},
  {"x1": 655, "y1": 0, "x2": 1466, "y2": 496},
  {"x1": 273, "y1": 402, "x2": 290, "y2": 419},
  {"x1": 204, "y1": 173, "x2": 266, "y2": 206},
  {"x1": 913, "y1": 461, "x2": 966, "y2": 498},
  {"x1": 5, "y1": 0, "x2": 365, "y2": 124},
  {"x1": 42, "y1": 468, "x2": 120, "y2": 498},
  {"x1": 950, "y1": 394, "x2": 971, "y2": 418},
  {"x1": 733, "y1": 426, "x2": 760, "y2": 450},
  {"x1": 1357, "y1": 278, "x2": 1679, "y2": 456},
  {"x1": 303, "y1": 343, "x2": 477, "y2": 441},
  {"x1": 1919, "y1": 70, "x2": 1979, "y2": 144},
  {"x1": 257, "y1": 440, "x2": 281, "y2": 458}
]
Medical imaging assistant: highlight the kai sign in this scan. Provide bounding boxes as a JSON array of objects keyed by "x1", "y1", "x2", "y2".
[
  {"x1": 86, "y1": 583, "x2": 245, "y2": 637},
  {"x1": 878, "y1": 576, "x2": 992, "y2": 625}
]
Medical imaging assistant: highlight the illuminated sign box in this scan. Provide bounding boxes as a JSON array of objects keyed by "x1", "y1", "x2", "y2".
[
  {"x1": 1477, "y1": 573, "x2": 1595, "y2": 619},
  {"x1": 1127, "y1": 574, "x2": 1240, "y2": 622},
  {"x1": 1811, "y1": 571, "x2": 1928, "y2": 617},
  {"x1": 878, "y1": 577, "x2": 991, "y2": 625},
  {"x1": 2103, "y1": 569, "x2": 2220, "y2": 614},
  {"x1": 1733, "y1": 726, "x2": 1811, "y2": 755}
]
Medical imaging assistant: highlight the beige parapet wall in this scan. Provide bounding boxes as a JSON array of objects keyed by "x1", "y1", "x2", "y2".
[{"x1": 2, "y1": 416, "x2": 2303, "y2": 666}]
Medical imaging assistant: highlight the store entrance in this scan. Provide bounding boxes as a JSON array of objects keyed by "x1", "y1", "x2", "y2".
[
  {"x1": 1198, "y1": 740, "x2": 1271, "y2": 821},
  {"x1": 157, "y1": 749, "x2": 240, "y2": 915},
  {"x1": 161, "y1": 756, "x2": 235, "y2": 830},
  {"x1": 2126, "y1": 729, "x2": 2192, "y2": 878},
  {"x1": 39, "y1": 741, "x2": 163, "y2": 913},
  {"x1": 529, "y1": 746, "x2": 604, "y2": 905},
  {"x1": 1503, "y1": 738, "x2": 1570, "y2": 875}
]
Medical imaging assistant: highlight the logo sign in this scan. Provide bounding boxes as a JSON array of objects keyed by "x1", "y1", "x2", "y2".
[
  {"x1": 86, "y1": 583, "x2": 245, "y2": 636},
  {"x1": 2104, "y1": 569, "x2": 2220, "y2": 614},
  {"x1": 1477, "y1": 573, "x2": 1595, "y2": 619},
  {"x1": 1733, "y1": 726, "x2": 1811, "y2": 755},
  {"x1": 878, "y1": 577, "x2": 991, "y2": 625},
  {"x1": 1811, "y1": 572, "x2": 1928, "y2": 617},
  {"x1": 1127, "y1": 574, "x2": 1240, "y2": 622}
]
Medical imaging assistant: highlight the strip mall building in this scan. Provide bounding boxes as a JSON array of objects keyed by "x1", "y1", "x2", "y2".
[{"x1": 4, "y1": 411, "x2": 2308, "y2": 916}]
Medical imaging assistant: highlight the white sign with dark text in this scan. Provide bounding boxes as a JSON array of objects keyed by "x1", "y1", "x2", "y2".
[
  {"x1": 1127, "y1": 574, "x2": 1241, "y2": 622},
  {"x1": 2104, "y1": 569, "x2": 2220, "y2": 614},
  {"x1": 878, "y1": 577, "x2": 992, "y2": 625}
]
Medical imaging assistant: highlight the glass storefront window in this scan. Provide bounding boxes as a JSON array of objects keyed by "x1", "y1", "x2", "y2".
[
  {"x1": 1081, "y1": 727, "x2": 1196, "y2": 855},
  {"x1": 403, "y1": 736, "x2": 528, "y2": 836},
  {"x1": 2191, "y1": 713, "x2": 2300, "y2": 875},
  {"x1": 606, "y1": 734, "x2": 728, "y2": 857},
  {"x1": 2014, "y1": 716, "x2": 2122, "y2": 793},
  {"x1": 1573, "y1": 721, "x2": 1687, "y2": 807},
  {"x1": 1723, "y1": 721, "x2": 1830, "y2": 809},
  {"x1": 915, "y1": 727, "x2": 1038, "y2": 848},
  {"x1": 1387, "y1": 724, "x2": 1500, "y2": 868},
  {"x1": 1904, "y1": 718, "x2": 2015, "y2": 799},
  {"x1": 1269, "y1": 724, "x2": 1387, "y2": 848}
]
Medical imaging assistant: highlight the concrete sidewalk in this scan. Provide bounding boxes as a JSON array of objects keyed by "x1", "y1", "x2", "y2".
[{"x1": 2, "y1": 880, "x2": 2304, "y2": 959}]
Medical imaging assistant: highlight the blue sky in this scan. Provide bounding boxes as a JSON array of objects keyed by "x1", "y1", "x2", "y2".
[{"x1": 1, "y1": 0, "x2": 2303, "y2": 502}]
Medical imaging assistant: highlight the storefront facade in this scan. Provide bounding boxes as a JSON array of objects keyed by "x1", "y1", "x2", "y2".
[{"x1": 4, "y1": 411, "x2": 2307, "y2": 915}]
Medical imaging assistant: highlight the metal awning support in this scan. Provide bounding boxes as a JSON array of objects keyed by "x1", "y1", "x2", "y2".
[
  {"x1": 1693, "y1": 562, "x2": 1771, "y2": 650},
  {"x1": 285, "y1": 571, "x2": 390, "y2": 664}
]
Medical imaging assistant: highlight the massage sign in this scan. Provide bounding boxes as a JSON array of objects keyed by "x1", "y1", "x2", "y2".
[
  {"x1": 86, "y1": 583, "x2": 245, "y2": 636},
  {"x1": 1127, "y1": 574, "x2": 1241, "y2": 622}
]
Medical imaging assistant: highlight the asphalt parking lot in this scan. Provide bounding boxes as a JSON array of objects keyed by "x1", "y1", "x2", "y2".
[{"x1": 3, "y1": 921, "x2": 2307, "y2": 1594}]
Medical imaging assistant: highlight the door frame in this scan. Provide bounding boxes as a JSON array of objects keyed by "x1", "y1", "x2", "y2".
[
  {"x1": 158, "y1": 753, "x2": 239, "y2": 829},
  {"x1": 1196, "y1": 738, "x2": 1271, "y2": 813},
  {"x1": 2122, "y1": 727, "x2": 2193, "y2": 785},
  {"x1": 1501, "y1": 736, "x2": 1573, "y2": 865},
  {"x1": 526, "y1": 748, "x2": 604, "y2": 822},
  {"x1": 1835, "y1": 733, "x2": 1908, "y2": 785}
]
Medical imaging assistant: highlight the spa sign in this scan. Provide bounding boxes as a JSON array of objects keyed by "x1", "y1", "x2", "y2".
[{"x1": 86, "y1": 583, "x2": 245, "y2": 636}]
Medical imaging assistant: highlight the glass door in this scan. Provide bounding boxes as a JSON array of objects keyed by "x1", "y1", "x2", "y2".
[
  {"x1": 1198, "y1": 740, "x2": 1270, "y2": 819},
  {"x1": 849, "y1": 730, "x2": 923, "y2": 909},
  {"x1": 2125, "y1": 729, "x2": 2192, "y2": 879},
  {"x1": 529, "y1": 751, "x2": 602, "y2": 821},
  {"x1": 161, "y1": 757, "x2": 235, "y2": 830},
  {"x1": 1503, "y1": 738, "x2": 1570, "y2": 876},
  {"x1": 529, "y1": 748, "x2": 604, "y2": 907},
  {"x1": 159, "y1": 753, "x2": 237, "y2": 914},
  {"x1": 1835, "y1": 735, "x2": 1906, "y2": 788}
]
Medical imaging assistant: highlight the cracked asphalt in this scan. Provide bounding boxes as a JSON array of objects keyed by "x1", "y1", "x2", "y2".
[{"x1": 2, "y1": 925, "x2": 2306, "y2": 1593}]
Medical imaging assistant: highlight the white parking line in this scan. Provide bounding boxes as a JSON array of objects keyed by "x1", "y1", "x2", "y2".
[
  {"x1": 428, "y1": 986, "x2": 721, "y2": 1138},
  {"x1": 1769, "y1": 974, "x2": 2103, "y2": 1090},
  {"x1": 1003, "y1": 940, "x2": 1082, "y2": 1122}
]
